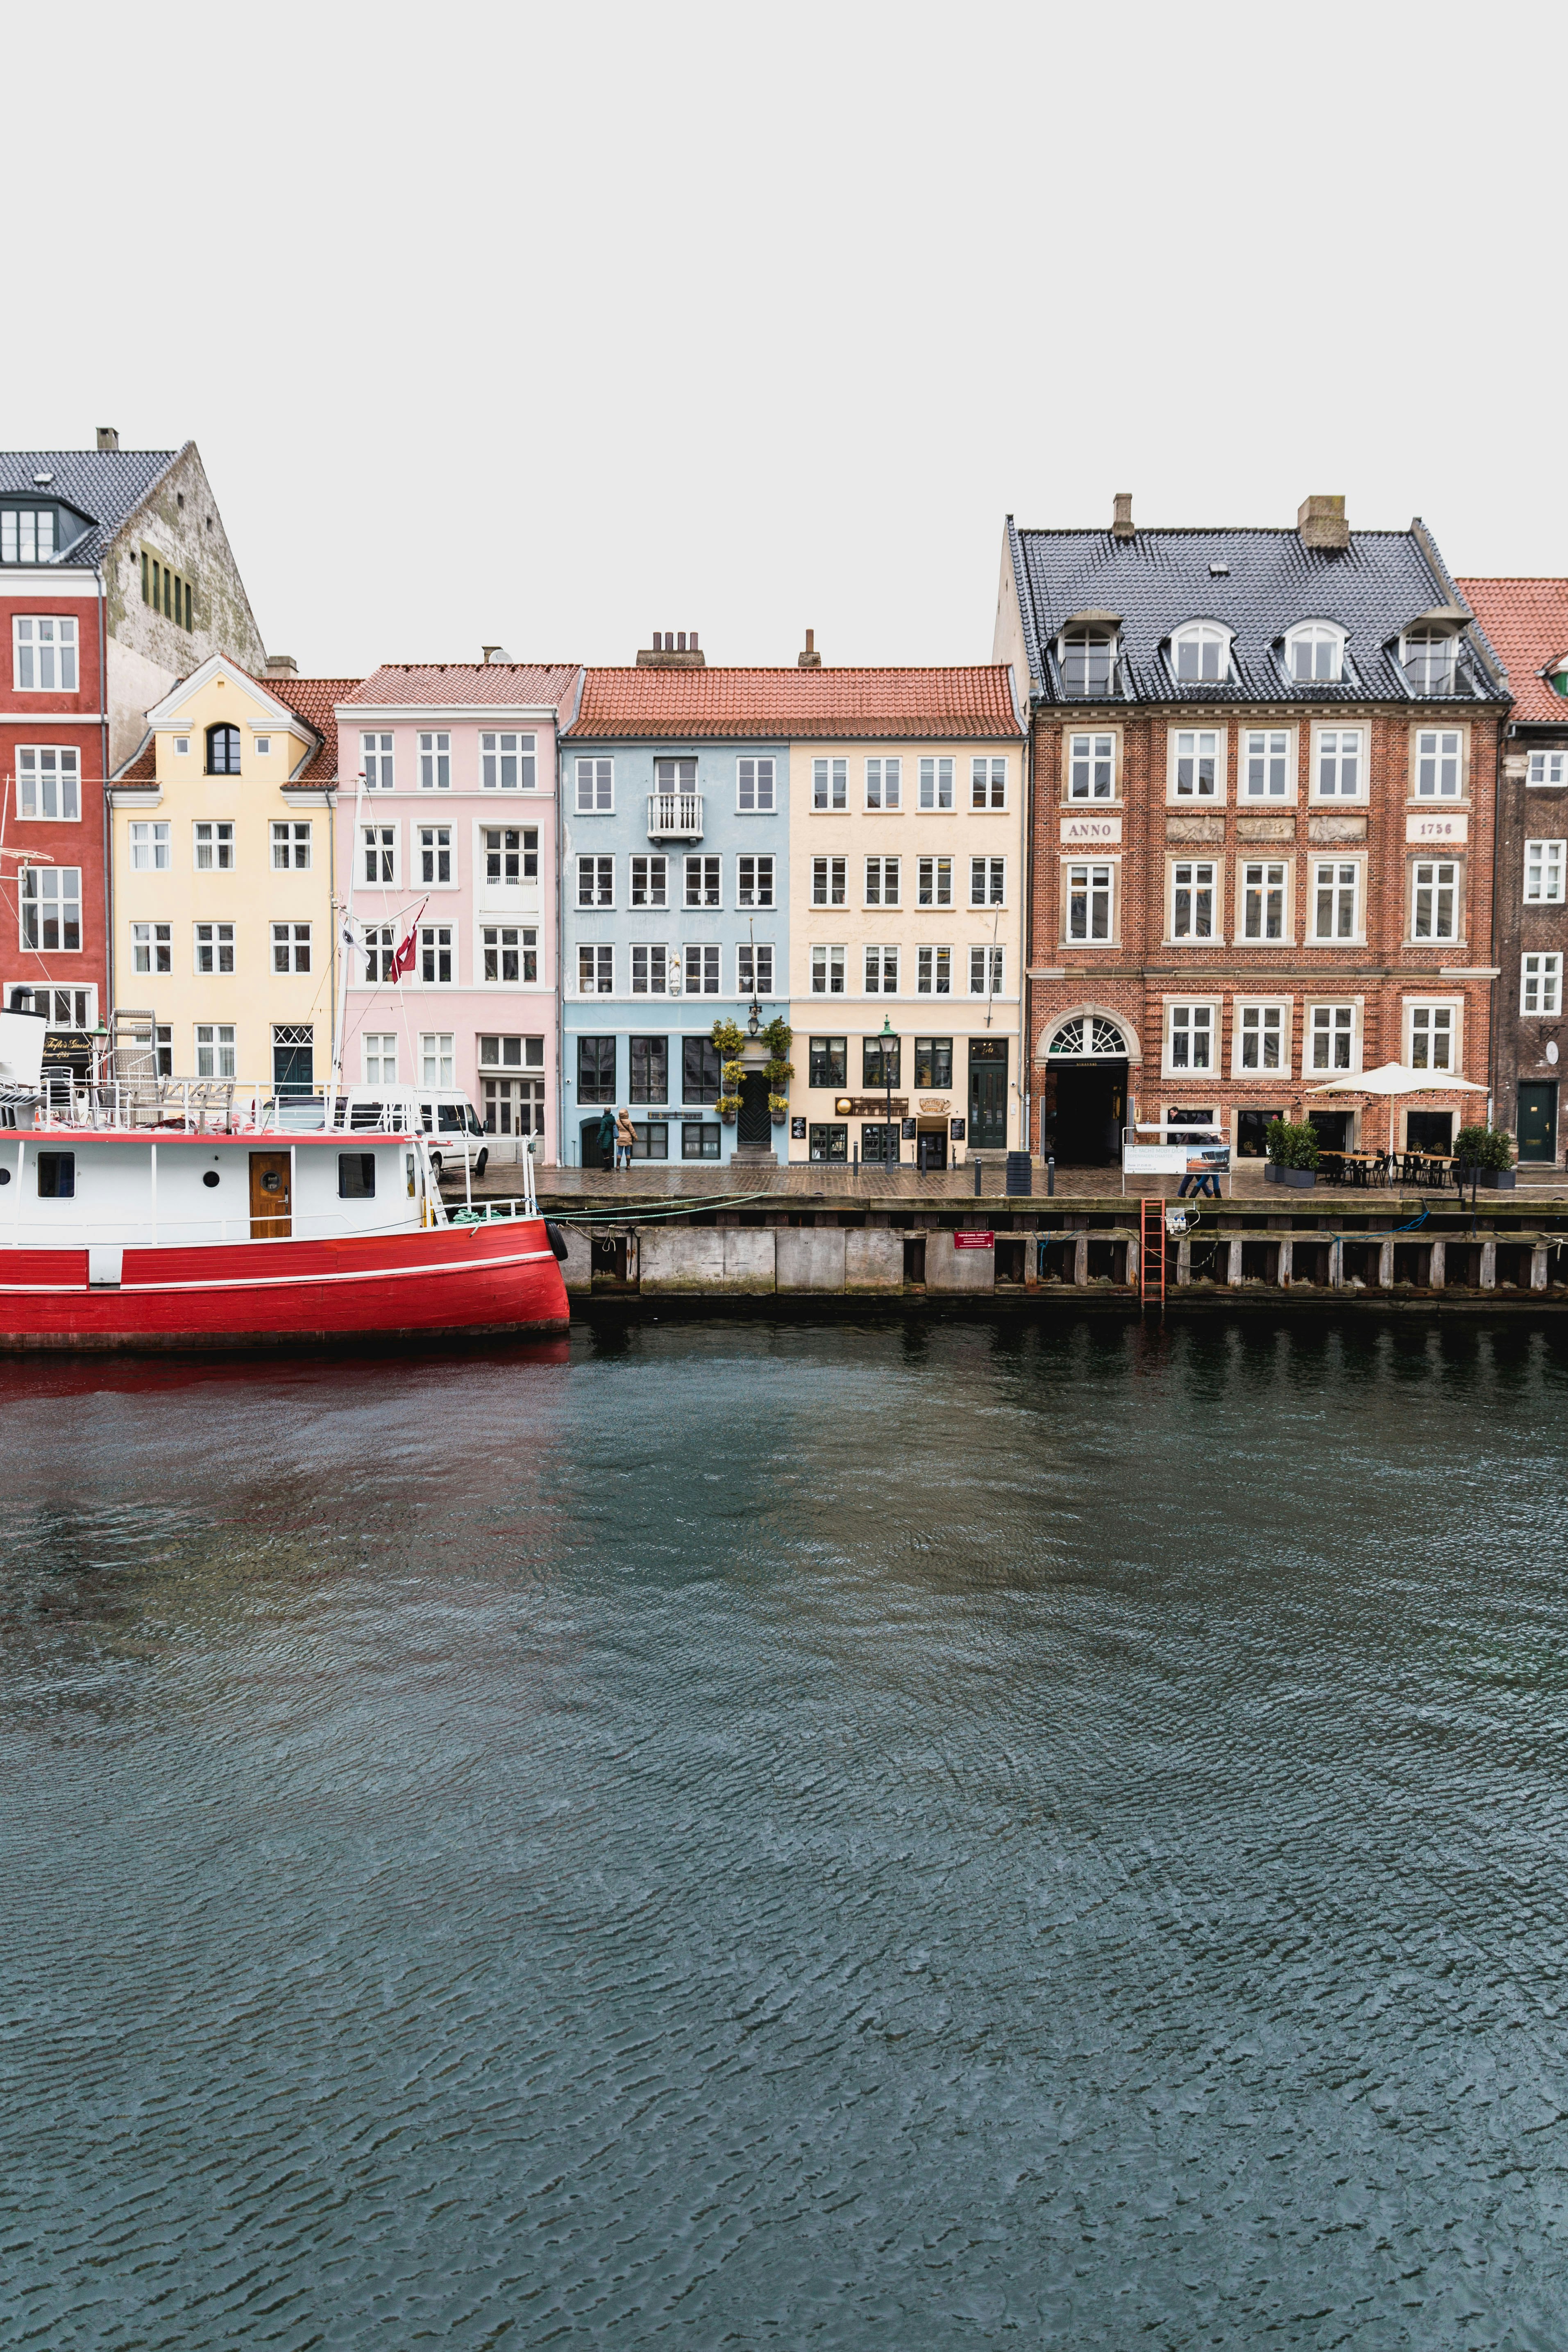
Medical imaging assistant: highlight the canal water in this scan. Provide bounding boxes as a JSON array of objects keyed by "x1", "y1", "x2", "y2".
[{"x1": 4, "y1": 1319, "x2": 1567, "y2": 2350}]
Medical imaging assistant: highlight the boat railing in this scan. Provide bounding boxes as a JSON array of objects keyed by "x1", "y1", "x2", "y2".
[{"x1": 34, "y1": 1081, "x2": 428, "y2": 1139}]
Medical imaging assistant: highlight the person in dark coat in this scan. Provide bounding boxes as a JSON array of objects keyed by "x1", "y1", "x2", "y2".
[{"x1": 597, "y1": 1106, "x2": 616, "y2": 1169}]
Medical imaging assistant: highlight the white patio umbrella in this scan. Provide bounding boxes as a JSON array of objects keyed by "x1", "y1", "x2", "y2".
[{"x1": 1307, "y1": 1061, "x2": 1486, "y2": 1156}]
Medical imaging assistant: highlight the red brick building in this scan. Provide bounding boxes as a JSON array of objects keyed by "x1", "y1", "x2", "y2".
[
  {"x1": 1, "y1": 434, "x2": 263, "y2": 1042},
  {"x1": 993, "y1": 496, "x2": 1510, "y2": 1165},
  {"x1": 1457, "y1": 577, "x2": 1568, "y2": 1165}
]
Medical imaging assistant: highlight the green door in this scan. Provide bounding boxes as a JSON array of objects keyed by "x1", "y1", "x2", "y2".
[
  {"x1": 1518, "y1": 1081, "x2": 1557, "y2": 1162},
  {"x1": 969, "y1": 1039, "x2": 1008, "y2": 1150}
]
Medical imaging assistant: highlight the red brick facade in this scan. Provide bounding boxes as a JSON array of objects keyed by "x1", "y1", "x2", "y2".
[
  {"x1": 1, "y1": 580, "x2": 108, "y2": 1030},
  {"x1": 1026, "y1": 702, "x2": 1504, "y2": 1162}
]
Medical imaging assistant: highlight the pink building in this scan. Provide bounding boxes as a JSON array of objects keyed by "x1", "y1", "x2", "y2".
[{"x1": 336, "y1": 663, "x2": 581, "y2": 1163}]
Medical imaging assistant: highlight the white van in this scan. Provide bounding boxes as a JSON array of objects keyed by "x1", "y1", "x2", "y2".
[{"x1": 335, "y1": 1087, "x2": 490, "y2": 1178}]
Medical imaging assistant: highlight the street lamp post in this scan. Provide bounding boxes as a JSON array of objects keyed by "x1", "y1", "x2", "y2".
[{"x1": 882, "y1": 1011, "x2": 896, "y2": 1171}]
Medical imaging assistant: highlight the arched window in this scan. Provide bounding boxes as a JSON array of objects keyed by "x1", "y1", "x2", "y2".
[
  {"x1": 1285, "y1": 621, "x2": 1344, "y2": 683},
  {"x1": 1402, "y1": 631, "x2": 1457, "y2": 697},
  {"x1": 1048, "y1": 1014, "x2": 1128, "y2": 1057},
  {"x1": 206, "y1": 723, "x2": 241, "y2": 774},
  {"x1": 1170, "y1": 623, "x2": 1231, "y2": 683},
  {"x1": 1059, "y1": 631, "x2": 1117, "y2": 697}
]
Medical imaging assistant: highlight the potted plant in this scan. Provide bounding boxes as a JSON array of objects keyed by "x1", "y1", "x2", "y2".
[
  {"x1": 769, "y1": 1094, "x2": 789, "y2": 1123},
  {"x1": 1266, "y1": 1117, "x2": 1320, "y2": 1189},
  {"x1": 710, "y1": 1017, "x2": 747, "y2": 1061},
  {"x1": 1455, "y1": 1123, "x2": 1516, "y2": 1191},
  {"x1": 717, "y1": 1096, "x2": 740, "y2": 1124}
]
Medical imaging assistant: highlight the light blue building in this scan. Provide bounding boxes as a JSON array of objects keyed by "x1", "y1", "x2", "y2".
[{"x1": 559, "y1": 650, "x2": 790, "y2": 1166}]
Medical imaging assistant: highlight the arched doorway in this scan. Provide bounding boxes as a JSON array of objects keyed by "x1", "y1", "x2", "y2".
[{"x1": 1043, "y1": 1013, "x2": 1130, "y2": 1166}]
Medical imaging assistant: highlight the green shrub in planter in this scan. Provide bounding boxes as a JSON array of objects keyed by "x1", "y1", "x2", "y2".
[
  {"x1": 1265, "y1": 1117, "x2": 1319, "y2": 1171},
  {"x1": 1455, "y1": 1123, "x2": 1513, "y2": 1171}
]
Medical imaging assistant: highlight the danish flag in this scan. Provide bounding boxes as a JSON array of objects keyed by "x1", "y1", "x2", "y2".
[{"x1": 393, "y1": 899, "x2": 427, "y2": 976}]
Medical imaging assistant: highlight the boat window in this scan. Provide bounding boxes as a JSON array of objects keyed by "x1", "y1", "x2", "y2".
[
  {"x1": 338, "y1": 1153, "x2": 376, "y2": 1199},
  {"x1": 202, "y1": 1171, "x2": 220, "y2": 1189},
  {"x1": 37, "y1": 1151, "x2": 75, "y2": 1199}
]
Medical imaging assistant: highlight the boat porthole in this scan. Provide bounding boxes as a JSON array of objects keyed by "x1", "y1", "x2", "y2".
[
  {"x1": 202, "y1": 1171, "x2": 220, "y2": 1188},
  {"x1": 0, "y1": 1168, "x2": 9, "y2": 1185}
]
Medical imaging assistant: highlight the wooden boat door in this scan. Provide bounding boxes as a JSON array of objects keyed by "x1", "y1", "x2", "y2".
[{"x1": 249, "y1": 1151, "x2": 292, "y2": 1240}]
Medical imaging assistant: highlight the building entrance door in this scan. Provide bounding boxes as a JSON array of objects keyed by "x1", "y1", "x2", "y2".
[
  {"x1": 248, "y1": 1151, "x2": 291, "y2": 1240},
  {"x1": 916, "y1": 1124, "x2": 948, "y2": 1172},
  {"x1": 1518, "y1": 1081, "x2": 1557, "y2": 1162},
  {"x1": 968, "y1": 1038, "x2": 1008, "y2": 1149},
  {"x1": 737, "y1": 1070, "x2": 772, "y2": 1145},
  {"x1": 1048, "y1": 1060, "x2": 1127, "y2": 1164},
  {"x1": 272, "y1": 1025, "x2": 314, "y2": 1100}
]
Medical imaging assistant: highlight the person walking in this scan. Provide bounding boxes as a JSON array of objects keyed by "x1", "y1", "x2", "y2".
[
  {"x1": 596, "y1": 1104, "x2": 616, "y2": 1171},
  {"x1": 615, "y1": 1107, "x2": 636, "y2": 1172}
]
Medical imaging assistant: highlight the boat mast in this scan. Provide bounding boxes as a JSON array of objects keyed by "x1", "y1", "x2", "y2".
[{"x1": 330, "y1": 766, "x2": 365, "y2": 1103}]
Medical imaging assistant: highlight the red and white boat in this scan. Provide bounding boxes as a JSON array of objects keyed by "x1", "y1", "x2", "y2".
[{"x1": 0, "y1": 1013, "x2": 569, "y2": 1352}]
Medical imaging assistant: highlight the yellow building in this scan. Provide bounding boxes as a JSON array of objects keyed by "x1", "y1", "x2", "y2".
[
  {"x1": 785, "y1": 674, "x2": 1026, "y2": 1169},
  {"x1": 109, "y1": 654, "x2": 354, "y2": 1094}
]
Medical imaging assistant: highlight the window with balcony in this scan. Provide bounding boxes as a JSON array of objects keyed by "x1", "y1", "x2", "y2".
[
  {"x1": 1412, "y1": 859, "x2": 1457, "y2": 940},
  {"x1": 1286, "y1": 623, "x2": 1344, "y2": 682},
  {"x1": 865, "y1": 757, "x2": 901, "y2": 809},
  {"x1": 1242, "y1": 860, "x2": 1285, "y2": 941},
  {"x1": 1525, "y1": 840, "x2": 1565, "y2": 903},
  {"x1": 480, "y1": 731, "x2": 536, "y2": 789},
  {"x1": 1069, "y1": 733, "x2": 1115, "y2": 799},
  {"x1": 18, "y1": 746, "x2": 79, "y2": 820},
  {"x1": 1067, "y1": 863, "x2": 1112, "y2": 942},
  {"x1": 1171, "y1": 623, "x2": 1230, "y2": 683},
  {"x1": 917, "y1": 855, "x2": 952, "y2": 906},
  {"x1": 13, "y1": 615, "x2": 77, "y2": 690}
]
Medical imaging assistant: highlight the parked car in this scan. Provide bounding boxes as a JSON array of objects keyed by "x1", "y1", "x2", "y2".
[{"x1": 334, "y1": 1087, "x2": 488, "y2": 1178}]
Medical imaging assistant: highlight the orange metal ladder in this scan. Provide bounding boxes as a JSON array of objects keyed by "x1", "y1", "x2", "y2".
[{"x1": 1139, "y1": 1194, "x2": 1166, "y2": 1308}]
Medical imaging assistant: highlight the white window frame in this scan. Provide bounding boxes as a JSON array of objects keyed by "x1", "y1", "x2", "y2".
[
  {"x1": 1164, "y1": 999, "x2": 1218, "y2": 1076},
  {"x1": 1284, "y1": 622, "x2": 1345, "y2": 683},
  {"x1": 1525, "y1": 839, "x2": 1566, "y2": 904},
  {"x1": 629, "y1": 852, "x2": 667, "y2": 909},
  {"x1": 194, "y1": 1023, "x2": 237, "y2": 1080},
  {"x1": 578, "y1": 944, "x2": 613, "y2": 996},
  {"x1": 1058, "y1": 630, "x2": 1118, "y2": 695},
  {"x1": 1170, "y1": 858, "x2": 1219, "y2": 942},
  {"x1": 863, "y1": 944, "x2": 899, "y2": 995},
  {"x1": 271, "y1": 920, "x2": 313, "y2": 975},
  {"x1": 193, "y1": 920, "x2": 236, "y2": 976},
  {"x1": 194, "y1": 819, "x2": 236, "y2": 872},
  {"x1": 20, "y1": 865, "x2": 82, "y2": 953},
  {"x1": 684, "y1": 853, "x2": 721, "y2": 909},
  {"x1": 418, "y1": 731, "x2": 451, "y2": 790},
  {"x1": 737, "y1": 942, "x2": 774, "y2": 997},
  {"x1": 683, "y1": 943, "x2": 722, "y2": 997},
  {"x1": 1310, "y1": 856, "x2": 1363, "y2": 944},
  {"x1": 1241, "y1": 727, "x2": 1294, "y2": 801},
  {"x1": 969, "y1": 856, "x2": 1005, "y2": 908},
  {"x1": 479, "y1": 731, "x2": 536, "y2": 790},
  {"x1": 254, "y1": 735, "x2": 272, "y2": 758},
  {"x1": 1402, "y1": 631, "x2": 1458, "y2": 697},
  {"x1": 865, "y1": 756, "x2": 901, "y2": 810},
  {"x1": 131, "y1": 920, "x2": 172, "y2": 976},
  {"x1": 577, "y1": 853, "x2": 615, "y2": 910},
  {"x1": 1169, "y1": 727, "x2": 1223, "y2": 801},
  {"x1": 629, "y1": 944, "x2": 669, "y2": 997},
  {"x1": 969, "y1": 945, "x2": 1004, "y2": 997},
  {"x1": 1411, "y1": 858, "x2": 1459, "y2": 943},
  {"x1": 811, "y1": 944, "x2": 846, "y2": 995},
  {"x1": 1522, "y1": 953, "x2": 1563, "y2": 1017},
  {"x1": 271, "y1": 820, "x2": 313, "y2": 871},
  {"x1": 17, "y1": 745, "x2": 80, "y2": 821},
  {"x1": 1067, "y1": 731, "x2": 1116, "y2": 801},
  {"x1": 1414, "y1": 728, "x2": 1464, "y2": 799},
  {"x1": 918, "y1": 756, "x2": 955, "y2": 811},
  {"x1": 917, "y1": 854, "x2": 953, "y2": 908},
  {"x1": 971, "y1": 756, "x2": 1007, "y2": 810},
  {"x1": 479, "y1": 923, "x2": 538, "y2": 985},
  {"x1": 361, "y1": 732, "x2": 395, "y2": 790},
  {"x1": 417, "y1": 922, "x2": 454, "y2": 987},
  {"x1": 576, "y1": 756, "x2": 613, "y2": 813},
  {"x1": 1307, "y1": 1000, "x2": 1360, "y2": 1075},
  {"x1": 129, "y1": 819, "x2": 171, "y2": 872},
  {"x1": 1232, "y1": 998, "x2": 1291, "y2": 1078},
  {"x1": 812, "y1": 757, "x2": 848, "y2": 811},
  {"x1": 916, "y1": 945, "x2": 953, "y2": 996},
  {"x1": 812, "y1": 855, "x2": 846, "y2": 907},
  {"x1": 1065, "y1": 860, "x2": 1113, "y2": 944},
  {"x1": 1170, "y1": 622, "x2": 1231, "y2": 684},
  {"x1": 12, "y1": 615, "x2": 78, "y2": 692},
  {"x1": 362, "y1": 1033, "x2": 399, "y2": 1084},
  {"x1": 417, "y1": 824, "x2": 456, "y2": 888},
  {"x1": 736, "y1": 756, "x2": 775, "y2": 813},
  {"x1": 1527, "y1": 750, "x2": 1567, "y2": 788},
  {"x1": 1405, "y1": 998, "x2": 1460, "y2": 1072},
  {"x1": 1239, "y1": 857, "x2": 1289, "y2": 944},
  {"x1": 361, "y1": 821, "x2": 399, "y2": 887},
  {"x1": 737, "y1": 852, "x2": 774, "y2": 909},
  {"x1": 420, "y1": 1032, "x2": 456, "y2": 1089},
  {"x1": 865, "y1": 854, "x2": 901, "y2": 908},
  {"x1": 1312, "y1": 726, "x2": 1365, "y2": 800}
]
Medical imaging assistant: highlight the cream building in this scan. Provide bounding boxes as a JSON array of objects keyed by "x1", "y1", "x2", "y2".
[
  {"x1": 109, "y1": 654, "x2": 354, "y2": 1092},
  {"x1": 786, "y1": 675, "x2": 1026, "y2": 1168}
]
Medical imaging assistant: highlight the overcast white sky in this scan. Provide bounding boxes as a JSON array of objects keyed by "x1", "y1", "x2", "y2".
[{"x1": 11, "y1": 1, "x2": 1563, "y2": 676}]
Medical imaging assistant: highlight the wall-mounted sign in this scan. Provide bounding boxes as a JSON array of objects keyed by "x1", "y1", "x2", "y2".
[
  {"x1": 949, "y1": 1117, "x2": 966, "y2": 1142},
  {"x1": 1407, "y1": 811, "x2": 1468, "y2": 844},
  {"x1": 836, "y1": 1096, "x2": 908, "y2": 1117},
  {"x1": 791, "y1": 1117, "x2": 807, "y2": 1139},
  {"x1": 954, "y1": 1229, "x2": 994, "y2": 1251},
  {"x1": 1061, "y1": 814, "x2": 1122, "y2": 844},
  {"x1": 918, "y1": 1096, "x2": 950, "y2": 1112},
  {"x1": 901, "y1": 1117, "x2": 917, "y2": 1139}
]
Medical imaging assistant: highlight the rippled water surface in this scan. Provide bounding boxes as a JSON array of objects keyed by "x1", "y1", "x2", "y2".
[{"x1": 5, "y1": 1317, "x2": 1568, "y2": 2350}]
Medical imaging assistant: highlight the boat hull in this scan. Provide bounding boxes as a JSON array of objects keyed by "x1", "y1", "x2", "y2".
[{"x1": 0, "y1": 1223, "x2": 570, "y2": 1352}]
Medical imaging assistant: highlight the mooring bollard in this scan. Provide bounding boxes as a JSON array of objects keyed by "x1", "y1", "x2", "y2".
[
  {"x1": 973, "y1": 1157, "x2": 983, "y2": 1197},
  {"x1": 1046, "y1": 1154, "x2": 1055, "y2": 1198}
]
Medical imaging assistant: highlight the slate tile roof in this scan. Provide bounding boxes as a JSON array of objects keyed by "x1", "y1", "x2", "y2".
[
  {"x1": 0, "y1": 445, "x2": 181, "y2": 570},
  {"x1": 565, "y1": 666, "x2": 1023, "y2": 741},
  {"x1": 345, "y1": 664, "x2": 581, "y2": 709},
  {"x1": 1010, "y1": 520, "x2": 1509, "y2": 708},
  {"x1": 1455, "y1": 578, "x2": 1568, "y2": 726}
]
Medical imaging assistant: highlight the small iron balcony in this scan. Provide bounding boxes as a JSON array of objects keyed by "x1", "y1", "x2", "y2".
[{"x1": 647, "y1": 790, "x2": 703, "y2": 839}]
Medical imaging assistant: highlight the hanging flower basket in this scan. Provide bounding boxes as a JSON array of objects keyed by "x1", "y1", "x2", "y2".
[{"x1": 717, "y1": 1096, "x2": 740, "y2": 1124}]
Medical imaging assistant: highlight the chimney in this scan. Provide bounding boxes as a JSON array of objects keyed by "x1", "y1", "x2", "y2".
[
  {"x1": 636, "y1": 629, "x2": 706, "y2": 669},
  {"x1": 96, "y1": 425, "x2": 119, "y2": 452},
  {"x1": 1298, "y1": 494, "x2": 1349, "y2": 552},
  {"x1": 481, "y1": 645, "x2": 514, "y2": 665},
  {"x1": 264, "y1": 653, "x2": 299, "y2": 678},
  {"x1": 799, "y1": 628, "x2": 821, "y2": 669},
  {"x1": 1112, "y1": 491, "x2": 1134, "y2": 540}
]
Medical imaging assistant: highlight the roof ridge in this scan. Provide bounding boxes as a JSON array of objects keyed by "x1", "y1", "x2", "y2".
[{"x1": 1014, "y1": 523, "x2": 1417, "y2": 540}]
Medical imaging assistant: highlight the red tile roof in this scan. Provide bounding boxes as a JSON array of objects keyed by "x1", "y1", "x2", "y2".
[
  {"x1": 345, "y1": 663, "x2": 581, "y2": 710},
  {"x1": 565, "y1": 665, "x2": 1023, "y2": 741},
  {"x1": 1457, "y1": 579, "x2": 1568, "y2": 724},
  {"x1": 109, "y1": 673, "x2": 361, "y2": 786}
]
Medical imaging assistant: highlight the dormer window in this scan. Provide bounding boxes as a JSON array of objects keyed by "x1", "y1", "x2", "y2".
[
  {"x1": 1548, "y1": 653, "x2": 1568, "y2": 700},
  {"x1": 1285, "y1": 622, "x2": 1344, "y2": 683},
  {"x1": 1171, "y1": 623, "x2": 1231, "y2": 683},
  {"x1": 1059, "y1": 630, "x2": 1118, "y2": 697},
  {"x1": 206, "y1": 724, "x2": 241, "y2": 775},
  {"x1": 1402, "y1": 631, "x2": 1457, "y2": 696},
  {"x1": 2, "y1": 505, "x2": 55, "y2": 563}
]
